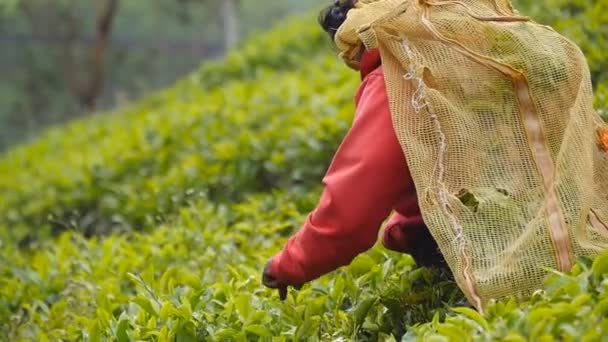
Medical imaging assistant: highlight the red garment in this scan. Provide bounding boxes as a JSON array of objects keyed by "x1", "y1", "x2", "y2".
[{"x1": 269, "y1": 50, "x2": 426, "y2": 286}]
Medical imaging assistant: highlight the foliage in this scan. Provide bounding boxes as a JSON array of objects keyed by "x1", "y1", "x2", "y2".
[
  {"x1": 405, "y1": 254, "x2": 608, "y2": 341},
  {"x1": 596, "y1": 83, "x2": 608, "y2": 121},
  {"x1": 0, "y1": 17, "x2": 356, "y2": 241},
  {"x1": 0, "y1": 2, "x2": 607, "y2": 341},
  {"x1": 2, "y1": 2, "x2": 606, "y2": 241},
  {"x1": 2, "y1": 191, "x2": 608, "y2": 340},
  {"x1": 0, "y1": 191, "x2": 464, "y2": 341},
  {"x1": 192, "y1": 15, "x2": 330, "y2": 90}
]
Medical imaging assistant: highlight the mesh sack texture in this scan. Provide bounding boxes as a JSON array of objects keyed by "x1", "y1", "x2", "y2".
[{"x1": 336, "y1": 0, "x2": 608, "y2": 311}]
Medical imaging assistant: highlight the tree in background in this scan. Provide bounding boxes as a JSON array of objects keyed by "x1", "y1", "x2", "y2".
[
  {"x1": 79, "y1": 0, "x2": 119, "y2": 110},
  {"x1": 0, "y1": 0, "x2": 323, "y2": 150},
  {"x1": 18, "y1": 0, "x2": 120, "y2": 111},
  {"x1": 0, "y1": 0, "x2": 125, "y2": 147}
]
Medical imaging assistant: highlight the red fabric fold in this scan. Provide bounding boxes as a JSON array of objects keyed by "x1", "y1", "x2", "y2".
[{"x1": 359, "y1": 49, "x2": 382, "y2": 79}]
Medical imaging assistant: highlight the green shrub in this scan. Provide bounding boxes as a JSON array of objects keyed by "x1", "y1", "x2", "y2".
[
  {"x1": 3, "y1": 190, "x2": 608, "y2": 341},
  {"x1": 0, "y1": 5, "x2": 607, "y2": 341},
  {"x1": 0, "y1": 55, "x2": 357, "y2": 241},
  {"x1": 0, "y1": 14, "x2": 346, "y2": 241},
  {"x1": 191, "y1": 15, "x2": 331, "y2": 90},
  {"x1": 404, "y1": 254, "x2": 608, "y2": 341},
  {"x1": 596, "y1": 83, "x2": 608, "y2": 121},
  {"x1": 0, "y1": 191, "x2": 463, "y2": 341},
  {"x1": 1, "y1": 4, "x2": 606, "y2": 241}
]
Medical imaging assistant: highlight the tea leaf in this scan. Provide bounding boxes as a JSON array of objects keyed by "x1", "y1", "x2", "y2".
[{"x1": 116, "y1": 319, "x2": 130, "y2": 342}]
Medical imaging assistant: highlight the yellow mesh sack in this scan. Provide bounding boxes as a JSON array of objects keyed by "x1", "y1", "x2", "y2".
[{"x1": 336, "y1": 0, "x2": 608, "y2": 311}]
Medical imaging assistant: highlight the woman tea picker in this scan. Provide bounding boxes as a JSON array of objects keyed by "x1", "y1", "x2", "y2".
[{"x1": 263, "y1": 0, "x2": 608, "y2": 311}]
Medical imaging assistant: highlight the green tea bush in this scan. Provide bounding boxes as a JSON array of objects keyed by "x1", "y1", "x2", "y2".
[
  {"x1": 1, "y1": 3, "x2": 606, "y2": 241},
  {"x1": 191, "y1": 15, "x2": 330, "y2": 89},
  {"x1": 0, "y1": 3, "x2": 607, "y2": 341},
  {"x1": 405, "y1": 254, "x2": 608, "y2": 341},
  {"x1": 0, "y1": 191, "x2": 463, "y2": 341},
  {"x1": 2, "y1": 191, "x2": 608, "y2": 341},
  {"x1": 0, "y1": 55, "x2": 357, "y2": 241},
  {"x1": 0, "y1": 15, "x2": 349, "y2": 241},
  {"x1": 596, "y1": 83, "x2": 608, "y2": 121}
]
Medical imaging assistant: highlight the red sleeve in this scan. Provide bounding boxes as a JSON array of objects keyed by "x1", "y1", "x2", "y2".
[{"x1": 270, "y1": 70, "x2": 411, "y2": 286}]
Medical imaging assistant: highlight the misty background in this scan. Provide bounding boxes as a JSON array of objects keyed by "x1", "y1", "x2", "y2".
[{"x1": 0, "y1": 0, "x2": 325, "y2": 150}]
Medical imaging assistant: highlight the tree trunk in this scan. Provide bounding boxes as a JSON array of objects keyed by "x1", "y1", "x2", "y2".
[
  {"x1": 79, "y1": 0, "x2": 119, "y2": 111},
  {"x1": 221, "y1": 0, "x2": 239, "y2": 51}
]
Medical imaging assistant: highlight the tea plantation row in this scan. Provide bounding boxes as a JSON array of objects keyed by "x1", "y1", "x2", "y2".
[
  {"x1": 0, "y1": 2, "x2": 606, "y2": 242},
  {"x1": 3, "y1": 190, "x2": 607, "y2": 340},
  {"x1": 0, "y1": 1, "x2": 607, "y2": 341}
]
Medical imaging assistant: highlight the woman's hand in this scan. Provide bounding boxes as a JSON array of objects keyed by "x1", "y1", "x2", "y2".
[
  {"x1": 383, "y1": 217, "x2": 447, "y2": 269},
  {"x1": 262, "y1": 259, "x2": 289, "y2": 300}
]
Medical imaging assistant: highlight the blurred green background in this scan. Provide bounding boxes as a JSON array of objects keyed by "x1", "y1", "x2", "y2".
[{"x1": 0, "y1": 0, "x2": 324, "y2": 150}]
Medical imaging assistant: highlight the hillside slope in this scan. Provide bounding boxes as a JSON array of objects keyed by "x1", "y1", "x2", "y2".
[
  {"x1": 1, "y1": 3, "x2": 607, "y2": 341},
  {"x1": 0, "y1": 16, "x2": 357, "y2": 242}
]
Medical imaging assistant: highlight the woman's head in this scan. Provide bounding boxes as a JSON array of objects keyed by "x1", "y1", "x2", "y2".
[{"x1": 318, "y1": 0, "x2": 357, "y2": 40}]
